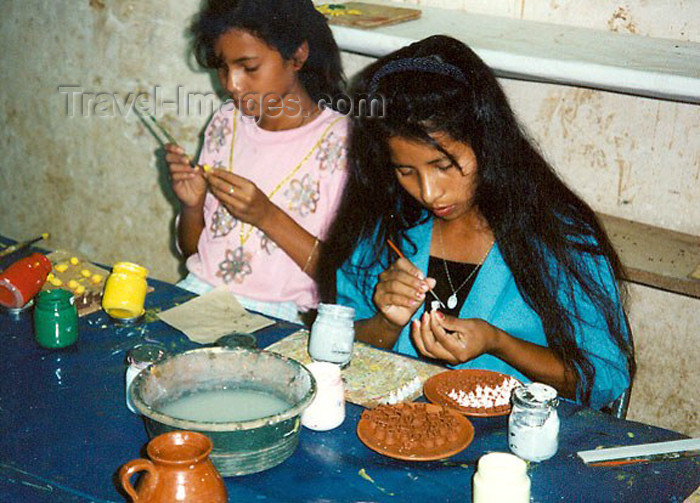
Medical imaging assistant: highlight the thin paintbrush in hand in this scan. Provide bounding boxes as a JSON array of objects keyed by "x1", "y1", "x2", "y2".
[
  {"x1": 133, "y1": 100, "x2": 180, "y2": 146},
  {"x1": 386, "y1": 239, "x2": 446, "y2": 310},
  {"x1": 133, "y1": 101, "x2": 208, "y2": 170}
]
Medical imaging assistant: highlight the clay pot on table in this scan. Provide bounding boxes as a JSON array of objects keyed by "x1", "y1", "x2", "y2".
[{"x1": 119, "y1": 430, "x2": 227, "y2": 503}]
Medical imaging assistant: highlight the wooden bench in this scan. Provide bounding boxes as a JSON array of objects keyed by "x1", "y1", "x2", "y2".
[{"x1": 599, "y1": 214, "x2": 700, "y2": 299}]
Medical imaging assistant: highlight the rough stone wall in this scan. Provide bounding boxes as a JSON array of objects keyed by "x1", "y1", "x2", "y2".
[{"x1": 1, "y1": 0, "x2": 210, "y2": 281}]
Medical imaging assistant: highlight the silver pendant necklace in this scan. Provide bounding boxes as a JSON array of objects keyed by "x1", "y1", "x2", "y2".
[{"x1": 437, "y1": 221, "x2": 493, "y2": 310}]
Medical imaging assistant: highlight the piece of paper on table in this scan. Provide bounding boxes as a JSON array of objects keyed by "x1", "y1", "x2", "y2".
[{"x1": 157, "y1": 286, "x2": 275, "y2": 344}]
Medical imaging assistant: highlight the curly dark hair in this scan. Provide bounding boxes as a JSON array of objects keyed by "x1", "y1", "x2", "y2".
[
  {"x1": 190, "y1": 0, "x2": 344, "y2": 102},
  {"x1": 319, "y1": 35, "x2": 635, "y2": 406}
]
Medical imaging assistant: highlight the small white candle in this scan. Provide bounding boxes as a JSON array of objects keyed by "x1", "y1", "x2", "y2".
[{"x1": 473, "y1": 452, "x2": 530, "y2": 503}]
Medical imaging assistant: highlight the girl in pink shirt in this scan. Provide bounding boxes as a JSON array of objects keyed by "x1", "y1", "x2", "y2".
[{"x1": 165, "y1": 0, "x2": 348, "y2": 323}]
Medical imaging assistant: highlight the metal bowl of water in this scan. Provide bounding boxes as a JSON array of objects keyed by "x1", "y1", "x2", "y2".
[{"x1": 130, "y1": 347, "x2": 316, "y2": 476}]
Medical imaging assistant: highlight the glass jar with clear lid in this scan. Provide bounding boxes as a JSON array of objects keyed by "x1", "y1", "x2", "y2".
[
  {"x1": 308, "y1": 303, "x2": 355, "y2": 367},
  {"x1": 508, "y1": 382, "x2": 560, "y2": 461}
]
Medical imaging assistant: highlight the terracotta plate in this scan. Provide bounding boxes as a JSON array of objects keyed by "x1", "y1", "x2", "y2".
[
  {"x1": 357, "y1": 402, "x2": 474, "y2": 461},
  {"x1": 423, "y1": 369, "x2": 522, "y2": 417}
]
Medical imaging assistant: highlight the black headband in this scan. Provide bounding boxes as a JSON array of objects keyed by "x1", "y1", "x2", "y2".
[{"x1": 368, "y1": 55, "x2": 468, "y2": 95}]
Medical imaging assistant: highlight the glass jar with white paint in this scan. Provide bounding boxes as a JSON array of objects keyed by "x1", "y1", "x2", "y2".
[
  {"x1": 308, "y1": 303, "x2": 355, "y2": 367},
  {"x1": 508, "y1": 382, "x2": 560, "y2": 462}
]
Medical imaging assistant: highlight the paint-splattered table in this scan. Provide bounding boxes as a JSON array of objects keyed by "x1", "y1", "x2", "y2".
[{"x1": 0, "y1": 238, "x2": 698, "y2": 502}]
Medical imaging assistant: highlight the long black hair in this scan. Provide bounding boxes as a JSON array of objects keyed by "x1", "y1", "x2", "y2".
[
  {"x1": 190, "y1": 0, "x2": 345, "y2": 102},
  {"x1": 319, "y1": 35, "x2": 635, "y2": 406}
]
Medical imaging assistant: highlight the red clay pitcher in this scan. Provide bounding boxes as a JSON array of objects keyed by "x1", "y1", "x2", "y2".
[{"x1": 119, "y1": 431, "x2": 227, "y2": 503}]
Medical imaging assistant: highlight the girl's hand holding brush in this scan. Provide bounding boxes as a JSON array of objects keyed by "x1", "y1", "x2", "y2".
[
  {"x1": 165, "y1": 143, "x2": 276, "y2": 231},
  {"x1": 374, "y1": 257, "x2": 438, "y2": 329},
  {"x1": 165, "y1": 143, "x2": 207, "y2": 210}
]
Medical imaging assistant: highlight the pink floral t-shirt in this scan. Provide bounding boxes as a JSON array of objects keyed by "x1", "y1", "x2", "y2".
[{"x1": 185, "y1": 105, "x2": 348, "y2": 311}]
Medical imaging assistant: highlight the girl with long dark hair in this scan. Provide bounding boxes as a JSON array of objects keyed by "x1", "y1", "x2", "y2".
[
  {"x1": 320, "y1": 35, "x2": 635, "y2": 409},
  {"x1": 166, "y1": 0, "x2": 348, "y2": 323}
]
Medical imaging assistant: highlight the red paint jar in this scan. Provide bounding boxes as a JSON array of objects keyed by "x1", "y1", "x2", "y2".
[{"x1": 0, "y1": 253, "x2": 53, "y2": 308}]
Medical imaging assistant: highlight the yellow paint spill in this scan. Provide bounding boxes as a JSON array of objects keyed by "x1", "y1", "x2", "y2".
[
  {"x1": 143, "y1": 308, "x2": 161, "y2": 323},
  {"x1": 358, "y1": 468, "x2": 395, "y2": 496},
  {"x1": 358, "y1": 468, "x2": 374, "y2": 483},
  {"x1": 439, "y1": 461, "x2": 471, "y2": 470}
]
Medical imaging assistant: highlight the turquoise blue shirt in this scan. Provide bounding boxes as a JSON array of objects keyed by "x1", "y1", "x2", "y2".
[{"x1": 337, "y1": 217, "x2": 630, "y2": 410}]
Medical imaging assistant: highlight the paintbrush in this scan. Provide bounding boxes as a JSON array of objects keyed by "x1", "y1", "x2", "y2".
[
  {"x1": 578, "y1": 438, "x2": 700, "y2": 467},
  {"x1": 133, "y1": 100, "x2": 180, "y2": 147},
  {"x1": 133, "y1": 101, "x2": 211, "y2": 172},
  {"x1": 587, "y1": 449, "x2": 699, "y2": 467},
  {"x1": 386, "y1": 239, "x2": 446, "y2": 310},
  {"x1": 0, "y1": 233, "x2": 50, "y2": 259}
]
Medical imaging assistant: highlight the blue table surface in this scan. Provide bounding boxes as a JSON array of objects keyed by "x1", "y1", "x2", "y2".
[{"x1": 0, "y1": 241, "x2": 698, "y2": 502}]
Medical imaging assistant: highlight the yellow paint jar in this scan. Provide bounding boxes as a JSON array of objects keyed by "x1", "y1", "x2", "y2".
[{"x1": 102, "y1": 262, "x2": 149, "y2": 320}]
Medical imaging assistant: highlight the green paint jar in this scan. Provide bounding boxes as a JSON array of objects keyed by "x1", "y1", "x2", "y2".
[{"x1": 34, "y1": 289, "x2": 78, "y2": 349}]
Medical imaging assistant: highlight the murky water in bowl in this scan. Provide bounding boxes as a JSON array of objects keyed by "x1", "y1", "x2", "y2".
[
  {"x1": 159, "y1": 388, "x2": 292, "y2": 423},
  {"x1": 130, "y1": 348, "x2": 317, "y2": 476}
]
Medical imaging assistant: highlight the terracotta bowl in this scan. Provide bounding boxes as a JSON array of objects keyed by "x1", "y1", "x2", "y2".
[
  {"x1": 130, "y1": 347, "x2": 316, "y2": 476},
  {"x1": 357, "y1": 402, "x2": 474, "y2": 461},
  {"x1": 423, "y1": 369, "x2": 522, "y2": 417}
]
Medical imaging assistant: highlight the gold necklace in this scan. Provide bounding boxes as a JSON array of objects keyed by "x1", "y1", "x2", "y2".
[
  {"x1": 227, "y1": 110, "x2": 342, "y2": 245},
  {"x1": 436, "y1": 221, "x2": 493, "y2": 310}
]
